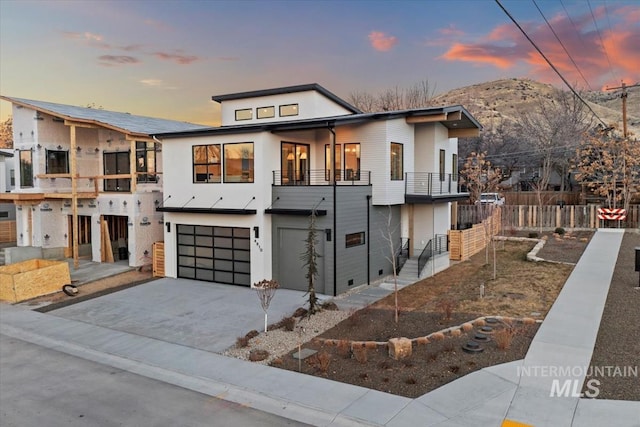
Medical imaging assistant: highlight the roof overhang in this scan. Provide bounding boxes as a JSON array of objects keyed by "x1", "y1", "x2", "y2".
[
  {"x1": 405, "y1": 193, "x2": 470, "y2": 204},
  {"x1": 264, "y1": 208, "x2": 327, "y2": 216},
  {"x1": 156, "y1": 207, "x2": 256, "y2": 215}
]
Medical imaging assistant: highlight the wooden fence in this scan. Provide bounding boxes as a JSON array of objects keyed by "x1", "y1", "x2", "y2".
[
  {"x1": 459, "y1": 205, "x2": 640, "y2": 230},
  {"x1": 502, "y1": 191, "x2": 581, "y2": 206},
  {"x1": 152, "y1": 241, "x2": 165, "y2": 277},
  {"x1": 0, "y1": 221, "x2": 16, "y2": 243},
  {"x1": 449, "y1": 208, "x2": 501, "y2": 261}
]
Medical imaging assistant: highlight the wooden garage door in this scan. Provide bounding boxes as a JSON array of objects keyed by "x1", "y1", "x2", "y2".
[{"x1": 176, "y1": 225, "x2": 250, "y2": 286}]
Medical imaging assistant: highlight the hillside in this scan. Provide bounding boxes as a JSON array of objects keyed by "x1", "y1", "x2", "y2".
[{"x1": 430, "y1": 78, "x2": 639, "y2": 138}]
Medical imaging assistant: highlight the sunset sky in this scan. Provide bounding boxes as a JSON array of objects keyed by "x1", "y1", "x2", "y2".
[{"x1": 1, "y1": 0, "x2": 638, "y2": 126}]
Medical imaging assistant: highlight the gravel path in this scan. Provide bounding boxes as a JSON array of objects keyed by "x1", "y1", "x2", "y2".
[{"x1": 584, "y1": 230, "x2": 640, "y2": 400}]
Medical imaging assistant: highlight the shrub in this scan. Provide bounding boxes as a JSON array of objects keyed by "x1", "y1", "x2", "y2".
[
  {"x1": 316, "y1": 351, "x2": 331, "y2": 373},
  {"x1": 245, "y1": 330, "x2": 260, "y2": 339},
  {"x1": 292, "y1": 307, "x2": 308, "y2": 318},
  {"x1": 554, "y1": 227, "x2": 565, "y2": 235},
  {"x1": 353, "y1": 346, "x2": 368, "y2": 363},
  {"x1": 271, "y1": 357, "x2": 283, "y2": 367},
  {"x1": 336, "y1": 340, "x2": 351, "y2": 358},
  {"x1": 494, "y1": 327, "x2": 518, "y2": 350},
  {"x1": 435, "y1": 298, "x2": 458, "y2": 321},
  {"x1": 321, "y1": 301, "x2": 339, "y2": 311},
  {"x1": 248, "y1": 349, "x2": 269, "y2": 362},
  {"x1": 281, "y1": 316, "x2": 296, "y2": 331},
  {"x1": 236, "y1": 336, "x2": 250, "y2": 348}
]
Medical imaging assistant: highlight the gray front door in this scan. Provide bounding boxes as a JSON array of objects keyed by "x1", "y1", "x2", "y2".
[{"x1": 278, "y1": 228, "x2": 324, "y2": 294}]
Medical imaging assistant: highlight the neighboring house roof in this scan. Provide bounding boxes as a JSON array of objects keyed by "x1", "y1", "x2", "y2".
[
  {"x1": 211, "y1": 83, "x2": 362, "y2": 114},
  {"x1": 0, "y1": 149, "x2": 14, "y2": 158},
  {"x1": 154, "y1": 104, "x2": 482, "y2": 138},
  {"x1": 0, "y1": 96, "x2": 210, "y2": 137}
]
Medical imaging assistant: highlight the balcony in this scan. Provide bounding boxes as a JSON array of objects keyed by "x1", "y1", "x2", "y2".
[
  {"x1": 273, "y1": 169, "x2": 371, "y2": 186},
  {"x1": 405, "y1": 172, "x2": 468, "y2": 203}
]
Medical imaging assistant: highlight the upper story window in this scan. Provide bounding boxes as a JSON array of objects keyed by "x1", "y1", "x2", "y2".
[
  {"x1": 279, "y1": 104, "x2": 299, "y2": 117},
  {"x1": 46, "y1": 149, "x2": 69, "y2": 174},
  {"x1": 452, "y1": 153, "x2": 458, "y2": 181},
  {"x1": 136, "y1": 141, "x2": 158, "y2": 183},
  {"x1": 193, "y1": 144, "x2": 221, "y2": 183},
  {"x1": 19, "y1": 150, "x2": 33, "y2": 188},
  {"x1": 224, "y1": 142, "x2": 254, "y2": 183},
  {"x1": 439, "y1": 149, "x2": 446, "y2": 181},
  {"x1": 257, "y1": 106, "x2": 275, "y2": 119},
  {"x1": 325, "y1": 144, "x2": 342, "y2": 181},
  {"x1": 390, "y1": 143, "x2": 403, "y2": 180},
  {"x1": 235, "y1": 108, "x2": 252, "y2": 121},
  {"x1": 344, "y1": 143, "x2": 360, "y2": 181}
]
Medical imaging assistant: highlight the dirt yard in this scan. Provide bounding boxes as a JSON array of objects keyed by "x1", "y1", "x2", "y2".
[{"x1": 273, "y1": 231, "x2": 592, "y2": 398}]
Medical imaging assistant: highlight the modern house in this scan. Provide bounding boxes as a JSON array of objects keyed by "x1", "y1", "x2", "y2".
[
  {"x1": 154, "y1": 84, "x2": 481, "y2": 295},
  {"x1": 0, "y1": 96, "x2": 208, "y2": 266}
]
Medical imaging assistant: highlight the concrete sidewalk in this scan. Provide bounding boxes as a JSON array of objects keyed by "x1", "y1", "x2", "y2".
[{"x1": 1, "y1": 229, "x2": 638, "y2": 426}]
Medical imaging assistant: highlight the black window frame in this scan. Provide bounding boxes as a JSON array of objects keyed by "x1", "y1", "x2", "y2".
[
  {"x1": 257, "y1": 106, "x2": 275, "y2": 119},
  {"x1": 344, "y1": 143, "x2": 361, "y2": 181},
  {"x1": 223, "y1": 142, "x2": 254, "y2": 183},
  {"x1": 192, "y1": 144, "x2": 221, "y2": 183},
  {"x1": 45, "y1": 149, "x2": 69, "y2": 174},
  {"x1": 345, "y1": 232, "x2": 365, "y2": 248},
  {"x1": 136, "y1": 141, "x2": 158, "y2": 183},
  {"x1": 234, "y1": 108, "x2": 252, "y2": 121},
  {"x1": 390, "y1": 142, "x2": 403, "y2": 181},
  {"x1": 439, "y1": 149, "x2": 446, "y2": 181},
  {"x1": 452, "y1": 153, "x2": 458, "y2": 181},
  {"x1": 279, "y1": 103, "x2": 299, "y2": 117},
  {"x1": 19, "y1": 149, "x2": 33, "y2": 188}
]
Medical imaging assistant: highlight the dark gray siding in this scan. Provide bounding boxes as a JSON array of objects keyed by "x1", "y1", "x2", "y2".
[{"x1": 368, "y1": 205, "x2": 401, "y2": 284}]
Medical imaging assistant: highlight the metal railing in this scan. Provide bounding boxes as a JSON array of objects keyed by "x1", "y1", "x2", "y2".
[
  {"x1": 405, "y1": 172, "x2": 457, "y2": 196},
  {"x1": 394, "y1": 238, "x2": 410, "y2": 275},
  {"x1": 417, "y1": 234, "x2": 448, "y2": 277},
  {"x1": 273, "y1": 169, "x2": 370, "y2": 186}
]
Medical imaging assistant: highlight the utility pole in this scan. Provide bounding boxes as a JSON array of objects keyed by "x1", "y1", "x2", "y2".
[{"x1": 606, "y1": 82, "x2": 640, "y2": 138}]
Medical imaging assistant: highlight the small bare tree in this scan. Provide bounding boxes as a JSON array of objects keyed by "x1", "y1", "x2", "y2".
[
  {"x1": 254, "y1": 279, "x2": 279, "y2": 332},
  {"x1": 347, "y1": 79, "x2": 436, "y2": 112},
  {"x1": 381, "y1": 206, "x2": 400, "y2": 323},
  {"x1": 0, "y1": 116, "x2": 12, "y2": 148}
]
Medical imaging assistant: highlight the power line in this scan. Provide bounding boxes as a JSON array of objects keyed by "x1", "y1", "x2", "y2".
[
  {"x1": 587, "y1": 0, "x2": 618, "y2": 83},
  {"x1": 532, "y1": 0, "x2": 592, "y2": 90},
  {"x1": 494, "y1": 0, "x2": 609, "y2": 128}
]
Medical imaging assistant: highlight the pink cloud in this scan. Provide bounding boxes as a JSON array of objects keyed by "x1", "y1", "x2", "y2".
[
  {"x1": 440, "y1": 5, "x2": 639, "y2": 88},
  {"x1": 439, "y1": 24, "x2": 465, "y2": 38},
  {"x1": 153, "y1": 51, "x2": 199, "y2": 64},
  {"x1": 368, "y1": 31, "x2": 398, "y2": 52}
]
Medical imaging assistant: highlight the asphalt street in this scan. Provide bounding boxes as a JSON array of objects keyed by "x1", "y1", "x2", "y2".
[{"x1": 0, "y1": 334, "x2": 310, "y2": 427}]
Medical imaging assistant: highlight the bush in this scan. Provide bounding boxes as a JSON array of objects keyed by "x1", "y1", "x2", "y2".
[
  {"x1": 236, "y1": 336, "x2": 250, "y2": 348},
  {"x1": 554, "y1": 227, "x2": 565, "y2": 235},
  {"x1": 494, "y1": 327, "x2": 518, "y2": 350},
  {"x1": 435, "y1": 298, "x2": 457, "y2": 321},
  {"x1": 245, "y1": 330, "x2": 260, "y2": 339},
  {"x1": 248, "y1": 349, "x2": 269, "y2": 361},
  {"x1": 336, "y1": 340, "x2": 351, "y2": 358},
  {"x1": 316, "y1": 351, "x2": 331, "y2": 373},
  {"x1": 281, "y1": 316, "x2": 296, "y2": 331}
]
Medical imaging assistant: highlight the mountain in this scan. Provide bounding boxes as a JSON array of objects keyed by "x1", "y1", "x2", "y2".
[{"x1": 430, "y1": 78, "x2": 640, "y2": 138}]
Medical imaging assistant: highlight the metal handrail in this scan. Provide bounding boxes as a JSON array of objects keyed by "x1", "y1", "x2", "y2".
[
  {"x1": 417, "y1": 239, "x2": 433, "y2": 278},
  {"x1": 417, "y1": 234, "x2": 448, "y2": 277},
  {"x1": 272, "y1": 169, "x2": 371, "y2": 186},
  {"x1": 394, "y1": 237, "x2": 410, "y2": 275},
  {"x1": 405, "y1": 172, "x2": 457, "y2": 196}
]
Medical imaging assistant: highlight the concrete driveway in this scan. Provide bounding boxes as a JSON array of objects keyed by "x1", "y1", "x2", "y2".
[{"x1": 50, "y1": 278, "x2": 311, "y2": 353}]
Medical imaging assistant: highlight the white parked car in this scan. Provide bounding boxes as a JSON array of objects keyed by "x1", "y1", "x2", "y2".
[{"x1": 479, "y1": 193, "x2": 505, "y2": 205}]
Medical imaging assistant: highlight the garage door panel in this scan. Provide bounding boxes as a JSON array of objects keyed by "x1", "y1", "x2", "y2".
[{"x1": 177, "y1": 225, "x2": 250, "y2": 287}]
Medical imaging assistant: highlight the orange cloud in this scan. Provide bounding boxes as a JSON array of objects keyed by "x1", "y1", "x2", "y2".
[
  {"x1": 440, "y1": 4, "x2": 639, "y2": 89},
  {"x1": 368, "y1": 31, "x2": 398, "y2": 52}
]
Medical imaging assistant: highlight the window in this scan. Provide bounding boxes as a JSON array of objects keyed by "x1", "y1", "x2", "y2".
[
  {"x1": 0, "y1": 212, "x2": 8, "y2": 218},
  {"x1": 281, "y1": 142, "x2": 309, "y2": 185},
  {"x1": 325, "y1": 144, "x2": 342, "y2": 181},
  {"x1": 390, "y1": 143, "x2": 403, "y2": 180},
  {"x1": 103, "y1": 152, "x2": 130, "y2": 192},
  {"x1": 46, "y1": 150, "x2": 69, "y2": 174},
  {"x1": 235, "y1": 109, "x2": 252, "y2": 121},
  {"x1": 224, "y1": 142, "x2": 253, "y2": 183},
  {"x1": 452, "y1": 153, "x2": 458, "y2": 181},
  {"x1": 344, "y1": 143, "x2": 360, "y2": 180},
  {"x1": 257, "y1": 106, "x2": 275, "y2": 119},
  {"x1": 279, "y1": 104, "x2": 298, "y2": 117},
  {"x1": 19, "y1": 150, "x2": 33, "y2": 188},
  {"x1": 439, "y1": 149, "x2": 446, "y2": 181},
  {"x1": 193, "y1": 144, "x2": 221, "y2": 183},
  {"x1": 136, "y1": 141, "x2": 157, "y2": 183},
  {"x1": 10, "y1": 169, "x2": 15, "y2": 187},
  {"x1": 345, "y1": 232, "x2": 365, "y2": 248}
]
